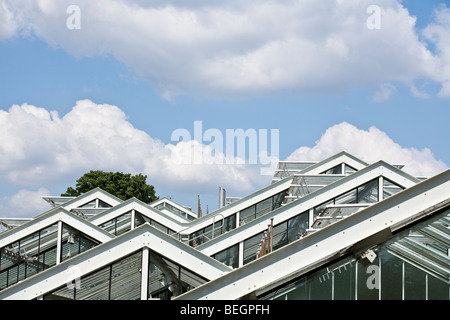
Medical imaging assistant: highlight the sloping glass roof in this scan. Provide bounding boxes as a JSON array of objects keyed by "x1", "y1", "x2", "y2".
[{"x1": 387, "y1": 209, "x2": 450, "y2": 283}]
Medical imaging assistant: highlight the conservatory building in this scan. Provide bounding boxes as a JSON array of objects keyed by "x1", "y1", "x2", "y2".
[{"x1": 0, "y1": 152, "x2": 449, "y2": 300}]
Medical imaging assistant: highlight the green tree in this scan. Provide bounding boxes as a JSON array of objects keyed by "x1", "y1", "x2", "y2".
[{"x1": 62, "y1": 171, "x2": 158, "y2": 204}]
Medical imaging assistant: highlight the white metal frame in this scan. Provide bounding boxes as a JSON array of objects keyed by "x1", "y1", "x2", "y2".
[{"x1": 176, "y1": 168, "x2": 450, "y2": 300}]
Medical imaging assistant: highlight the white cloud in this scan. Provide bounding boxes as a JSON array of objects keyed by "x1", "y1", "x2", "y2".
[
  {"x1": 0, "y1": 188, "x2": 51, "y2": 218},
  {"x1": 286, "y1": 122, "x2": 448, "y2": 177},
  {"x1": 373, "y1": 83, "x2": 396, "y2": 102},
  {"x1": 422, "y1": 5, "x2": 450, "y2": 98},
  {"x1": 1, "y1": 0, "x2": 449, "y2": 99},
  {"x1": 0, "y1": 100, "x2": 269, "y2": 208}
]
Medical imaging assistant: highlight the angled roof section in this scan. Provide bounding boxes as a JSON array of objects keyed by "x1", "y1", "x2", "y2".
[
  {"x1": 150, "y1": 197, "x2": 197, "y2": 221},
  {"x1": 0, "y1": 206, "x2": 113, "y2": 247},
  {"x1": 88, "y1": 197, "x2": 188, "y2": 234},
  {"x1": 197, "y1": 160, "x2": 420, "y2": 256},
  {"x1": 176, "y1": 168, "x2": 450, "y2": 300},
  {"x1": 0, "y1": 223, "x2": 231, "y2": 300},
  {"x1": 57, "y1": 188, "x2": 123, "y2": 212}
]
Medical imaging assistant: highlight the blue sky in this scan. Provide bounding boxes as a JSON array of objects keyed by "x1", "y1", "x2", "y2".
[{"x1": 0, "y1": 0, "x2": 449, "y2": 217}]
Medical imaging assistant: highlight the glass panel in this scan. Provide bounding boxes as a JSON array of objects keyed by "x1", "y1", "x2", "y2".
[
  {"x1": 287, "y1": 212, "x2": 309, "y2": 243},
  {"x1": 322, "y1": 164, "x2": 342, "y2": 175},
  {"x1": 404, "y1": 262, "x2": 426, "y2": 300},
  {"x1": 61, "y1": 225, "x2": 98, "y2": 262},
  {"x1": 180, "y1": 266, "x2": 207, "y2": 294},
  {"x1": 79, "y1": 199, "x2": 97, "y2": 208},
  {"x1": 356, "y1": 257, "x2": 380, "y2": 300},
  {"x1": 383, "y1": 178, "x2": 404, "y2": 199},
  {"x1": 307, "y1": 272, "x2": 332, "y2": 299},
  {"x1": 110, "y1": 251, "x2": 142, "y2": 300},
  {"x1": 344, "y1": 164, "x2": 357, "y2": 175},
  {"x1": 380, "y1": 248, "x2": 402, "y2": 300},
  {"x1": 213, "y1": 244, "x2": 239, "y2": 269},
  {"x1": 150, "y1": 220, "x2": 169, "y2": 234},
  {"x1": 44, "y1": 284, "x2": 74, "y2": 300},
  {"x1": 78, "y1": 266, "x2": 111, "y2": 300},
  {"x1": 134, "y1": 211, "x2": 151, "y2": 228},
  {"x1": 239, "y1": 205, "x2": 256, "y2": 226},
  {"x1": 243, "y1": 232, "x2": 264, "y2": 265},
  {"x1": 273, "y1": 190, "x2": 288, "y2": 209},
  {"x1": 99, "y1": 219, "x2": 116, "y2": 234},
  {"x1": 357, "y1": 179, "x2": 379, "y2": 203},
  {"x1": 115, "y1": 212, "x2": 132, "y2": 236},
  {"x1": 272, "y1": 222, "x2": 288, "y2": 251},
  {"x1": 256, "y1": 198, "x2": 273, "y2": 218},
  {"x1": 148, "y1": 254, "x2": 166, "y2": 299},
  {"x1": 38, "y1": 228, "x2": 58, "y2": 275},
  {"x1": 98, "y1": 200, "x2": 112, "y2": 208},
  {"x1": 335, "y1": 189, "x2": 357, "y2": 205},
  {"x1": 213, "y1": 214, "x2": 236, "y2": 238},
  {"x1": 333, "y1": 260, "x2": 356, "y2": 300},
  {"x1": 314, "y1": 200, "x2": 334, "y2": 219},
  {"x1": 428, "y1": 275, "x2": 449, "y2": 300},
  {"x1": 1, "y1": 240, "x2": 20, "y2": 270}
]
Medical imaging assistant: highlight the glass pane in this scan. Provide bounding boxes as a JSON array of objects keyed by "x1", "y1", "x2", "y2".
[
  {"x1": 322, "y1": 164, "x2": 342, "y2": 175},
  {"x1": 256, "y1": 198, "x2": 273, "y2": 218},
  {"x1": 239, "y1": 205, "x2": 255, "y2": 226},
  {"x1": 1, "y1": 241, "x2": 20, "y2": 270},
  {"x1": 287, "y1": 212, "x2": 309, "y2": 243},
  {"x1": 79, "y1": 199, "x2": 97, "y2": 208},
  {"x1": 333, "y1": 261, "x2": 356, "y2": 300},
  {"x1": 44, "y1": 284, "x2": 74, "y2": 300},
  {"x1": 383, "y1": 178, "x2": 404, "y2": 199},
  {"x1": 78, "y1": 266, "x2": 111, "y2": 300},
  {"x1": 148, "y1": 255, "x2": 166, "y2": 299},
  {"x1": 273, "y1": 190, "x2": 287, "y2": 209},
  {"x1": 314, "y1": 200, "x2": 333, "y2": 219},
  {"x1": 357, "y1": 179, "x2": 379, "y2": 203},
  {"x1": 380, "y1": 248, "x2": 402, "y2": 300},
  {"x1": 272, "y1": 222, "x2": 288, "y2": 251},
  {"x1": 213, "y1": 214, "x2": 236, "y2": 238},
  {"x1": 213, "y1": 244, "x2": 239, "y2": 269},
  {"x1": 134, "y1": 211, "x2": 151, "y2": 228},
  {"x1": 356, "y1": 257, "x2": 380, "y2": 300},
  {"x1": 180, "y1": 266, "x2": 207, "y2": 294},
  {"x1": 99, "y1": 219, "x2": 116, "y2": 234},
  {"x1": 98, "y1": 200, "x2": 112, "y2": 208},
  {"x1": 307, "y1": 272, "x2": 332, "y2": 299},
  {"x1": 335, "y1": 189, "x2": 357, "y2": 205},
  {"x1": 243, "y1": 232, "x2": 264, "y2": 265},
  {"x1": 404, "y1": 262, "x2": 426, "y2": 300},
  {"x1": 428, "y1": 275, "x2": 449, "y2": 300},
  {"x1": 115, "y1": 212, "x2": 132, "y2": 236},
  {"x1": 344, "y1": 164, "x2": 357, "y2": 175},
  {"x1": 110, "y1": 251, "x2": 142, "y2": 300}
]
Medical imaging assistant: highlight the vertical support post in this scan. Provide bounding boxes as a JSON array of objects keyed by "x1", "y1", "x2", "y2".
[
  {"x1": 378, "y1": 176, "x2": 384, "y2": 201},
  {"x1": 238, "y1": 241, "x2": 244, "y2": 267},
  {"x1": 56, "y1": 220, "x2": 63, "y2": 265},
  {"x1": 308, "y1": 208, "x2": 314, "y2": 230},
  {"x1": 131, "y1": 209, "x2": 136, "y2": 230},
  {"x1": 141, "y1": 247, "x2": 149, "y2": 300},
  {"x1": 270, "y1": 218, "x2": 273, "y2": 252}
]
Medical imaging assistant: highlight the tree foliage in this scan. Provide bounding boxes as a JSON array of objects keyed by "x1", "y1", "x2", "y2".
[{"x1": 62, "y1": 170, "x2": 158, "y2": 204}]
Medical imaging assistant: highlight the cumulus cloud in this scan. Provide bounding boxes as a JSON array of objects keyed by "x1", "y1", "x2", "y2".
[
  {"x1": 287, "y1": 122, "x2": 448, "y2": 177},
  {"x1": 0, "y1": 188, "x2": 51, "y2": 218},
  {"x1": 0, "y1": 100, "x2": 269, "y2": 200},
  {"x1": 0, "y1": 0, "x2": 449, "y2": 99}
]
